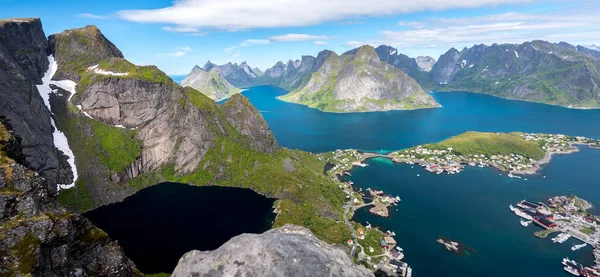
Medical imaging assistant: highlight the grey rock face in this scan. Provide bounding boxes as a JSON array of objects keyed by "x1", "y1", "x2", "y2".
[
  {"x1": 0, "y1": 121, "x2": 138, "y2": 276},
  {"x1": 0, "y1": 18, "x2": 70, "y2": 188},
  {"x1": 222, "y1": 94, "x2": 278, "y2": 153},
  {"x1": 172, "y1": 225, "x2": 374, "y2": 277},
  {"x1": 77, "y1": 77, "x2": 228, "y2": 179}
]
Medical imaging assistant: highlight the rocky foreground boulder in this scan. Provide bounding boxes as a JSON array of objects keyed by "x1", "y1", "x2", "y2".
[{"x1": 172, "y1": 224, "x2": 374, "y2": 277}]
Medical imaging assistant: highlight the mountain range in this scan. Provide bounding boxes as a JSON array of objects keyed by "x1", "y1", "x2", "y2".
[{"x1": 184, "y1": 41, "x2": 600, "y2": 109}]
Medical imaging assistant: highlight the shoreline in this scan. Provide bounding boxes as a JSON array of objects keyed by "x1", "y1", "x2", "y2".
[{"x1": 430, "y1": 90, "x2": 600, "y2": 110}]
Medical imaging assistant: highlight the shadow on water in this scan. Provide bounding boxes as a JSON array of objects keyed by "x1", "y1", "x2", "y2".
[{"x1": 84, "y1": 182, "x2": 275, "y2": 274}]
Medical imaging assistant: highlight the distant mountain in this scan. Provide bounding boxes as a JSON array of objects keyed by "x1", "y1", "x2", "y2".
[
  {"x1": 576, "y1": 45, "x2": 600, "y2": 60},
  {"x1": 278, "y1": 45, "x2": 439, "y2": 112},
  {"x1": 181, "y1": 65, "x2": 241, "y2": 101},
  {"x1": 257, "y1": 50, "x2": 334, "y2": 91},
  {"x1": 584, "y1": 44, "x2": 600, "y2": 51},
  {"x1": 416, "y1": 56, "x2": 436, "y2": 72},
  {"x1": 428, "y1": 40, "x2": 600, "y2": 108},
  {"x1": 200, "y1": 61, "x2": 258, "y2": 88}
]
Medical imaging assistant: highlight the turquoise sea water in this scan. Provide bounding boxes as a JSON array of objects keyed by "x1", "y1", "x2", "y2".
[{"x1": 239, "y1": 86, "x2": 600, "y2": 277}]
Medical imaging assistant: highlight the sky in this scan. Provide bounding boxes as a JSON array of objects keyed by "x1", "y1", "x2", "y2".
[{"x1": 2, "y1": 0, "x2": 599, "y2": 75}]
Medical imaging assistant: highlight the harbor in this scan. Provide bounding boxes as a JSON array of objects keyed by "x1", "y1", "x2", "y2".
[{"x1": 509, "y1": 196, "x2": 600, "y2": 276}]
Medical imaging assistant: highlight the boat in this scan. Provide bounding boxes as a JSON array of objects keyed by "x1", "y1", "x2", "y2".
[
  {"x1": 572, "y1": 243, "x2": 587, "y2": 251},
  {"x1": 406, "y1": 267, "x2": 413, "y2": 277},
  {"x1": 520, "y1": 219, "x2": 532, "y2": 227},
  {"x1": 509, "y1": 204, "x2": 515, "y2": 212},
  {"x1": 508, "y1": 172, "x2": 514, "y2": 178},
  {"x1": 565, "y1": 266, "x2": 582, "y2": 276},
  {"x1": 395, "y1": 246, "x2": 404, "y2": 252}
]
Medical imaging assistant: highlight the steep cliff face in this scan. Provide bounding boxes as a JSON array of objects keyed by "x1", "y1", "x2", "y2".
[
  {"x1": 429, "y1": 41, "x2": 600, "y2": 108},
  {"x1": 279, "y1": 45, "x2": 440, "y2": 112},
  {"x1": 48, "y1": 25, "x2": 123, "y2": 81},
  {"x1": 0, "y1": 18, "x2": 71, "y2": 188},
  {"x1": 71, "y1": 59, "x2": 232, "y2": 181},
  {"x1": 172, "y1": 225, "x2": 373, "y2": 277},
  {"x1": 222, "y1": 94, "x2": 278, "y2": 153},
  {"x1": 181, "y1": 65, "x2": 241, "y2": 101},
  {"x1": 0, "y1": 119, "x2": 139, "y2": 276}
]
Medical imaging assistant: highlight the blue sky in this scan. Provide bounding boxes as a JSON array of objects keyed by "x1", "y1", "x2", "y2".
[{"x1": 2, "y1": 0, "x2": 599, "y2": 75}]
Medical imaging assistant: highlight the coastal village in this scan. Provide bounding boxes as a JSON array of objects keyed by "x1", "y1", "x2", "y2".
[
  {"x1": 317, "y1": 133, "x2": 600, "y2": 276},
  {"x1": 387, "y1": 133, "x2": 600, "y2": 177},
  {"x1": 509, "y1": 196, "x2": 600, "y2": 276}
]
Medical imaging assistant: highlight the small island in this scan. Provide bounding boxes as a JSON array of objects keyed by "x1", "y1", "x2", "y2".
[{"x1": 436, "y1": 237, "x2": 476, "y2": 256}]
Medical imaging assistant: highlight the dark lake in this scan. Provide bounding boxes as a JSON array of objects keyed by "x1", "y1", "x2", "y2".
[{"x1": 84, "y1": 183, "x2": 275, "y2": 274}]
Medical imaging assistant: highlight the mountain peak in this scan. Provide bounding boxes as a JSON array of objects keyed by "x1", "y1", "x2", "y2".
[
  {"x1": 203, "y1": 60, "x2": 217, "y2": 71},
  {"x1": 191, "y1": 65, "x2": 203, "y2": 74},
  {"x1": 355, "y1": 45, "x2": 379, "y2": 64},
  {"x1": 48, "y1": 24, "x2": 124, "y2": 81}
]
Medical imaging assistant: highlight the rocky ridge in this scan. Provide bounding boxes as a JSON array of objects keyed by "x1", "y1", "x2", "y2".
[{"x1": 172, "y1": 225, "x2": 373, "y2": 277}]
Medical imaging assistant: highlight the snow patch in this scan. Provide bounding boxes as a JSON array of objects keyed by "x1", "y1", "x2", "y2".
[
  {"x1": 50, "y1": 80, "x2": 77, "y2": 101},
  {"x1": 11, "y1": 20, "x2": 28, "y2": 23},
  {"x1": 76, "y1": 105, "x2": 93, "y2": 119},
  {"x1": 36, "y1": 56, "x2": 78, "y2": 190},
  {"x1": 87, "y1": 64, "x2": 129, "y2": 76},
  {"x1": 468, "y1": 64, "x2": 474, "y2": 68},
  {"x1": 390, "y1": 49, "x2": 397, "y2": 55},
  {"x1": 495, "y1": 81, "x2": 499, "y2": 85},
  {"x1": 114, "y1": 125, "x2": 127, "y2": 129},
  {"x1": 460, "y1": 60, "x2": 467, "y2": 68},
  {"x1": 505, "y1": 49, "x2": 509, "y2": 52},
  {"x1": 481, "y1": 66, "x2": 489, "y2": 72},
  {"x1": 514, "y1": 51, "x2": 519, "y2": 58}
]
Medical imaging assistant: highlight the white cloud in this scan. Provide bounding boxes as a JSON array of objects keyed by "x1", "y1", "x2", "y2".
[
  {"x1": 225, "y1": 39, "x2": 270, "y2": 52},
  {"x1": 314, "y1": 41, "x2": 329, "y2": 45},
  {"x1": 117, "y1": 0, "x2": 535, "y2": 31},
  {"x1": 377, "y1": 8, "x2": 600, "y2": 49},
  {"x1": 157, "y1": 46, "x2": 193, "y2": 58},
  {"x1": 269, "y1": 34, "x2": 330, "y2": 42},
  {"x1": 345, "y1": 40, "x2": 365, "y2": 47},
  {"x1": 77, "y1": 13, "x2": 106, "y2": 19}
]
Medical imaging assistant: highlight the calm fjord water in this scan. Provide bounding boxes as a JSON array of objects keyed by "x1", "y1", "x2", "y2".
[
  {"x1": 241, "y1": 86, "x2": 600, "y2": 153},
  {"x1": 239, "y1": 86, "x2": 600, "y2": 277}
]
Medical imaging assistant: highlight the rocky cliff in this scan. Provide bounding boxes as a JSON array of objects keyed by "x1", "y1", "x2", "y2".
[
  {"x1": 172, "y1": 225, "x2": 373, "y2": 277},
  {"x1": 279, "y1": 45, "x2": 440, "y2": 112},
  {"x1": 428, "y1": 41, "x2": 600, "y2": 108},
  {"x1": 181, "y1": 65, "x2": 241, "y2": 101},
  {"x1": 0, "y1": 18, "x2": 72, "y2": 188},
  {"x1": 0, "y1": 117, "x2": 139, "y2": 276}
]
